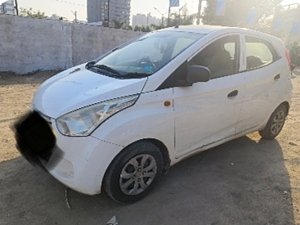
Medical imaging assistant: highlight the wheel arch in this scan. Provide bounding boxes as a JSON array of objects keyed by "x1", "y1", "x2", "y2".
[
  {"x1": 261, "y1": 101, "x2": 290, "y2": 131},
  {"x1": 123, "y1": 139, "x2": 171, "y2": 173},
  {"x1": 281, "y1": 101, "x2": 290, "y2": 115},
  {"x1": 101, "y1": 138, "x2": 171, "y2": 192},
  {"x1": 259, "y1": 101, "x2": 289, "y2": 140},
  {"x1": 145, "y1": 138, "x2": 171, "y2": 173}
]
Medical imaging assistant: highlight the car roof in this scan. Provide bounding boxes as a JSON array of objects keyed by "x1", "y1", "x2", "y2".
[
  {"x1": 163, "y1": 25, "x2": 231, "y2": 34},
  {"x1": 161, "y1": 25, "x2": 284, "y2": 48}
]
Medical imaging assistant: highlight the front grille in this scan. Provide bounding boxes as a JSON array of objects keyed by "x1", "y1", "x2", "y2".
[{"x1": 14, "y1": 111, "x2": 57, "y2": 165}]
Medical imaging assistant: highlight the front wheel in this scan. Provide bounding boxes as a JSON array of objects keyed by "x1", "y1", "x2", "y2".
[
  {"x1": 103, "y1": 141, "x2": 163, "y2": 204},
  {"x1": 259, "y1": 104, "x2": 287, "y2": 140}
]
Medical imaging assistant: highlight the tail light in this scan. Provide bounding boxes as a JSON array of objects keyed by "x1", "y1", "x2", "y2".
[{"x1": 285, "y1": 49, "x2": 295, "y2": 71}]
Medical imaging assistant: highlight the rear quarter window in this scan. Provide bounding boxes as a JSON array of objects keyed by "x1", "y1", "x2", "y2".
[{"x1": 245, "y1": 36, "x2": 280, "y2": 70}]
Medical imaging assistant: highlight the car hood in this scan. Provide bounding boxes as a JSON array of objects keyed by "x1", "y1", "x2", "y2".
[{"x1": 33, "y1": 67, "x2": 147, "y2": 118}]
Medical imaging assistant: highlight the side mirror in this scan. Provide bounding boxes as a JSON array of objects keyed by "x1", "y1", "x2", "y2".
[{"x1": 187, "y1": 65, "x2": 211, "y2": 83}]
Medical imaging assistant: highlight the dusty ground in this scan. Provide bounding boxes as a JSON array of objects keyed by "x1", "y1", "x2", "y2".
[{"x1": 0, "y1": 70, "x2": 300, "y2": 225}]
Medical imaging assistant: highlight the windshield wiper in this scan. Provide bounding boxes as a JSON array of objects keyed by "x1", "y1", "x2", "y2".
[
  {"x1": 122, "y1": 72, "x2": 152, "y2": 78},
  {"x1": 102, "y1": 72, "x2": 151, "y2": 79},
  {"x1": 87, "y1": 64, "x2": 120, "y2": 75}
]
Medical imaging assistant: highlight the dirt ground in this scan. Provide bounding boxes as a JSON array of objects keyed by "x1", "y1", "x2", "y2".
[{"x1": 0, "y1": 70, "x2": 300, "y2": 225}]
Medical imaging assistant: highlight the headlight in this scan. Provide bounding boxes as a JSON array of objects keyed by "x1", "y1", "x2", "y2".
[{"x1": 56, "y1": 95, "x2": 139, "y2": 136}]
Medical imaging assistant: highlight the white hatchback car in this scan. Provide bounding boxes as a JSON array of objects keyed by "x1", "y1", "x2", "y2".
[{"x1": 15, "y1": 25, "x2": 293, "y2": 203}]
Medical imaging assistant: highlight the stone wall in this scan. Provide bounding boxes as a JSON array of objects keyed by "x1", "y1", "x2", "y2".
[{"x1": 0, "y1": 14, "x2": 143, "y2": 74}]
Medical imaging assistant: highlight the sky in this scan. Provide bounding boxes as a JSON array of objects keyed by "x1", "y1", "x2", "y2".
[
  {"x1": 13, "y1": 0, "x2": 198, "y2": 22},
  {"x1": 2, "y1": 0, "x2": 300, "y2": 22}
]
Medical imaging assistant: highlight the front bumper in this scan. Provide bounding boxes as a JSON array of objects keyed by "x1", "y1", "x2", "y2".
[
  {"x1": 15, "y1": 112, "x2": 124, "y2": 195},
  {"x1": 43, "y1": 133, "x2": 123, "y2": 195}
]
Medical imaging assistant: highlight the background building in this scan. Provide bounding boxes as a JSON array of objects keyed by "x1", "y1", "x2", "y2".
[
  {"x1": 132, "y1": 13, "x2": 162, "y2": 27},
  {"x1": 0, "y1": 0, "x2": 15, "y2": 15},
  {"x1": 87, "y1": 0, "x2": 131, "y2": 26}
]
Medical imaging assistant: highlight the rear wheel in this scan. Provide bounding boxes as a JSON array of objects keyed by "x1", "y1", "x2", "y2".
[
  {"x1": 103, "y1": 141, "x2": 163, "y2": 204},
  {"x1": 259, "y1": 104, "x2": 287, "y2": 140}
]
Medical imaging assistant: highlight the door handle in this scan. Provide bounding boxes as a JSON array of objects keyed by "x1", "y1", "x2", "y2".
[
  {"x1": 227, "y1": 90, "x2": 238, "y2": 98},
  {"x1": 274, "y1": 74, "x2": 280, "y2": 80}
]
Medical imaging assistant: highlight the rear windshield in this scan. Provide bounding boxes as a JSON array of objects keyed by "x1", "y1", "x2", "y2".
[{"x1": 87, "y1": 31, "x2": 205, "y2": 79}]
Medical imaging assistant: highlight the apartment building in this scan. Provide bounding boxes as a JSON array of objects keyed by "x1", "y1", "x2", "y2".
[
  {"x1": 87, "y1": 0, "x2": 131, "y2": 26},
  {"x1": 0, "y1": 0, "x2": 15, "y2": 15},
  {"x1": 132, "y1": 13, "x2": 162, "y2": 27}
]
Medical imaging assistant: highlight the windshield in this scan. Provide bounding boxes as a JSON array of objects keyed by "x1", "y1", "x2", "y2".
[{"x1": 87, "y1": 31, "x2": 205, "y2": 79}]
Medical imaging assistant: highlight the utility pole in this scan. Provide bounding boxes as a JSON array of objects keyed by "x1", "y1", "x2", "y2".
[
  {"x1": 154, "y1": 7, "x2": 166, "y2": 27},
  {"x1": 167, "y1": 7, "x2": 170, "y2": 27},
  {"x1": 14, "y1": 0, "x2": 18, "y2": 15},
  {"x1": 196, "y1": 0, "x2": 203, "y2": 25},
  {"x1": 1, "y1": 3, "x2": 5, "y2": 13},
  {"x1": 147, "y1": 12, "x2": 151, "y2": 26},
  {"x1": 178, "y1": 6, "x2": 184, "y2": 17},
  {"x1": 72, "y1": 11, "x2": 77, "y2": 23},
  {"x1": 107, "y1": 0, "x2": 110, "y2": 27}
]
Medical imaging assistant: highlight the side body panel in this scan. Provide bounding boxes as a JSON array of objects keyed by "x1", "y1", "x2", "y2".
[
  {"x1": 91, "y1": 88, "x2": 175, "y2": 161},
  {"x1": 236, "y1": 34, "x2": 292, "y2": 133}
]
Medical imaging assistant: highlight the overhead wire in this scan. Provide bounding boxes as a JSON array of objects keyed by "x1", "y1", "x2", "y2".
[
  {"x1": 47, "y1": 0, "x2": 86, "y2": 7},
  {"x1": 40, "y1": 0, "x2": 117, "y2": 9}
]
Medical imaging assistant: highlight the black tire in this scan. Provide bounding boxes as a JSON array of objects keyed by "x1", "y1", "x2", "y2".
[
  {"x1": 103, "y1": 141, "x2": 163, "y2": 204},
  {"x1": 259, "y1": 104, "x2": 287, "y2": 140}
]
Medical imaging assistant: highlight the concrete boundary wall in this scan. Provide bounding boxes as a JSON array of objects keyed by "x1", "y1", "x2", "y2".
[{"x1": 0, "y1": 14, "x2": 143, "y2": 74}]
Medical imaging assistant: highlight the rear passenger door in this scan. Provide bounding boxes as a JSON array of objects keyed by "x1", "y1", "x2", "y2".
[{"x1": 236, "y1": 35, "x2": 282, "y2": 134}]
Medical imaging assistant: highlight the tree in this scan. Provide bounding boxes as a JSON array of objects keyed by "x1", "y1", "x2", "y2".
[
  {"x1": 123, "y1": 25, "x2": 133, "y2": 30},
  {"x1": 202, "y1": 0, "x2": 283, "y2": 33},
  {"x1": 112, "y1": 19, "x2": 124, "y2": 29},
  {"x1": 150, "y1": 24, "x2": 164, "y2": 30},
  {"x1": 133, "y1": 25, "x2": 151, "y2": 32},
  {"x1": 169, "y1": 13, "x2": 195, "y2": 27},
  {"x1": 20, "y1": 7, "x2": 47, "y2": 19},
  {"x1": 168, "y1": 4, "x2": 195, "y2": 27},
  {"x1": 133, "y1": 4, "x2": 195, "y2": 32},
  {"x1": 134, "y1": 25, "x2": 142, "y2": 31}
]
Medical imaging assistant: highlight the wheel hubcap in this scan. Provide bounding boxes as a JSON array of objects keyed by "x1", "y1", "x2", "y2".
[
  {"x1": 119, "y1": 154, "x2": 157, "y2": 195},
  {"x1": 270, "y1": 110, "x2": 285, "y2": 135}
]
